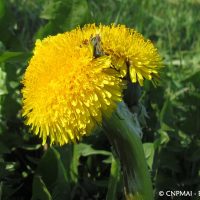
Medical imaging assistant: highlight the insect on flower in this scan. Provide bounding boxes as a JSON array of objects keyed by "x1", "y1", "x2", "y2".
[
  {"x1": 90, "y1": 34, "x2": 104, "y2": 58},
  {"x1": 21, "y1": 24, "x2": 161, "y2": 146}
]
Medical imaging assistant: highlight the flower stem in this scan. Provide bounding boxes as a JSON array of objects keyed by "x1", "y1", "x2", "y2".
[{"x1": 103, "y1": 102, "x2": 153, "y2": 200}]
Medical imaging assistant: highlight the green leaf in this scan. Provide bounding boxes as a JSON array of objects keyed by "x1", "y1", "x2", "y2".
[
  {"x1": 35, "y1": 0, "x2": 90, "y2": 39},
  {"x1": 0, "y1": 41, "x2": 5, "y2": 54},
  {"x1": 32, "y1": 175, "x2": 52, "y2": 200},
  {"x1": 159, "y1": 98, "x2": 173, "y2": 125},
  {"x1": 55, "y1": 144, "x2": 73, "y2": 185},
  {"x1": 0, "y1": 65, "x2": 7, "y2": 96},
  {"x1": 0, "y1": 0, "x2": 5, "y2": 19},
  {"x1": 143, "y1": 143, "x2": 155, "y2": 170},
  {"x1": 36, "y1": 147, "x2": 70, "y2": 199},
  {"x1": 64, "y1": 0, "x2": 89, "y2": 30},
  {"x1": 0, "y1": 51, "x2": 24, "y2": 63},
  {"x1": 70, "y1": 143, "x2": 111, "y2": 183},
  {"x1": 77, "y1": 143, "x2": 111, "y2": 157},
  {"x1": 183, "y1": 70, "x2": 200, "y2": 87},
  {"x1": 34, "y1": 21, "x2": 57, "y2": 39},
  {"x1": 40, "y1": 0, "x2": 62, "y2": 20},
  {"x1": 106, "y1": 156, "x2": 120, "y2": 200}
]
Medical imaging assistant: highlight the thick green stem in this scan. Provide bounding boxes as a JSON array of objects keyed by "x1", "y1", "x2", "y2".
[{"x1": 103, "y1": 102, "x2": 153, "y2": 200}]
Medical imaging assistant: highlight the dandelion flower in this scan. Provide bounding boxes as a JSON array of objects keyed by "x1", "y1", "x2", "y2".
[
  {"x1": 22, "y1": 29, "x2": 124, "y2": 145},
  {"x1": 83, "y1": 24, "x2": 162, "y2": 85},
  {"x1": 22, "y1": 24, "x2": 161, "y2": 146}
]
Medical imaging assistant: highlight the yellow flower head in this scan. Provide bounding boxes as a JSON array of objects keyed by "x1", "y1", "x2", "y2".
[
  {"x1": 22, "y1": 28, "x2": 124, "y2": 145},
  {"x1": 83, "y1": 24, "x2": 162, "y2": 85},
  {"x1": 22, "y1": 24, "x2": 161, "y2": 145}
]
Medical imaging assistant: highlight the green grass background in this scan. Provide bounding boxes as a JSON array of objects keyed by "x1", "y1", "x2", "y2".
[{"x1": 0, "y1": 0, "x2": 200, "y2": 199}]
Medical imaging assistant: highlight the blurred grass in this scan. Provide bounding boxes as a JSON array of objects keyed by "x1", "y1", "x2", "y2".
[{"x1": 0, "y1": 0, "x2": 200, "y2": 199}]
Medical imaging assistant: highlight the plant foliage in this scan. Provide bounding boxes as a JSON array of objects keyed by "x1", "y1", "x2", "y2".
[{"x1": 0, "y1": 0, "x2": 200, "y2": 199}]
